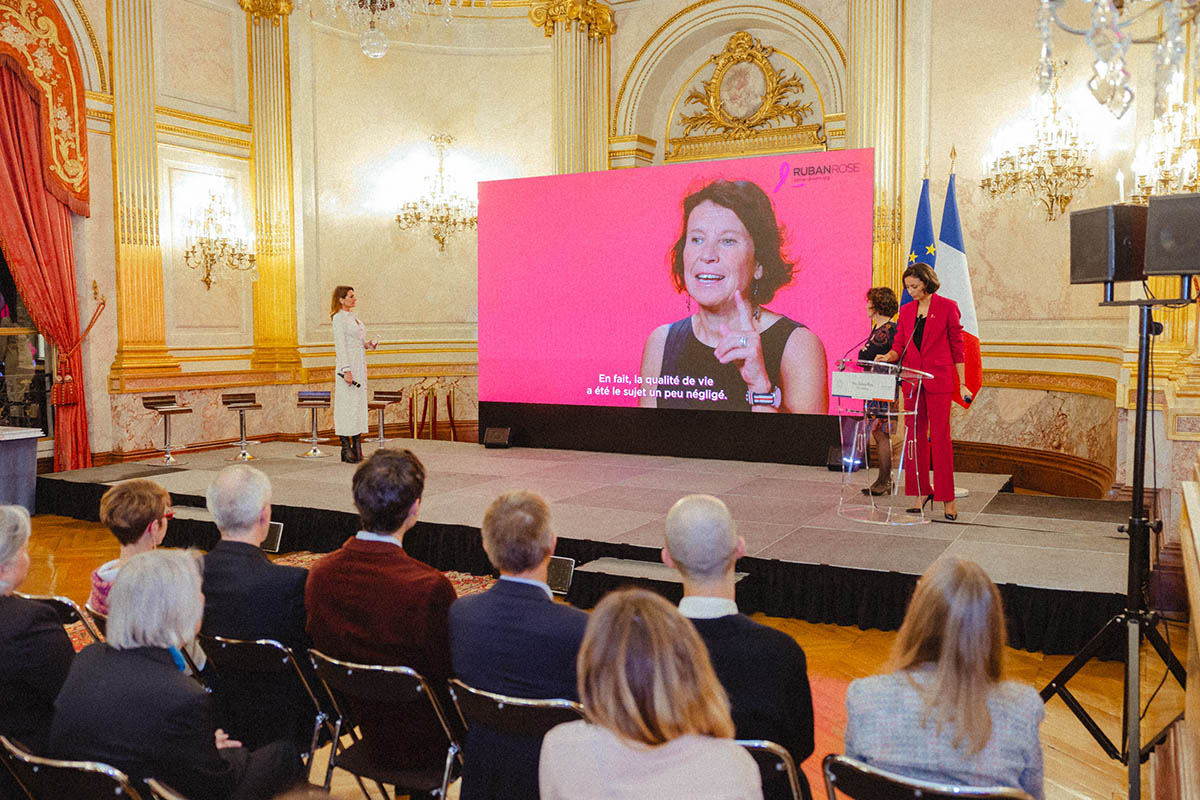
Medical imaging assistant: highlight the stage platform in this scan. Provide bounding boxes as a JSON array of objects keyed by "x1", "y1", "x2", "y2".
[{"x1": 36, "y1": 439, "x2": 1130, "y2": 655}]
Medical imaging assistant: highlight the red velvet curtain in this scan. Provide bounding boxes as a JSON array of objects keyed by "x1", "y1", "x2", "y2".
[{"x1": 0, "y1": 65, "x2": 90, "y2": 471}]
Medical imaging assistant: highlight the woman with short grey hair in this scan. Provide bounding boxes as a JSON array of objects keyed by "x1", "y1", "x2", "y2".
[
  {"x1": 0, "y1": 505, "x2": 74, "y2": 752},
  {"x1": 48, "y1": 550, "x2": 300, "y2": 799}
]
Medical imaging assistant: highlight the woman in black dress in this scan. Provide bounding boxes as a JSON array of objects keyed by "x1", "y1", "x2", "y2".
[{"x1": 859, "y1": 287, "x2": 899, "y2": 495}]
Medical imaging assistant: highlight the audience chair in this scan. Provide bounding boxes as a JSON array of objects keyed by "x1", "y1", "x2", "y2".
[
  {"x1": 16, "y1": 592, "x2": 103, "y2": 644},
  {"x1": 446, "y1": 678, "x2": 584, "y2": 738},
  {"x1": 308, "y1": 649, "x2": 461, "y2": 800},
  {"x1": 0, "y1": 735, "x2": 147, "y2": 800},
  {"x1": 0, "y1": 736, "x2": 33, "y2": 800},
  {"x1": 368, "y1": 390, "x2": 404, "y2": 446},
  {"x1": 83, "y1": 601, "x2": 106, "y2": 637},
  {"x1": 822, "y1": 754, "x2": 1035, "y2": 800},
  {"x1": 220, "y1": 393, "x2": 261, "y2": 461},
  {"x1": 737, "y1": 740, "x2": 806, "y2": 800},
  {"x1": 196, "y1": 633, "x2": 335, "y2": 778},
  {"x1": 142, "y1": 395, "x2": 191, "y2": 466},
  {"x1": 144, "y1": 779, "x2": 188, "y2": 800},
  {"x1": 296, "y1": 391, "x2": 331, "y2": 459}
]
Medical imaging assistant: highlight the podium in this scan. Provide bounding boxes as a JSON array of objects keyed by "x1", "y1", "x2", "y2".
[{"x1": 831, "y1": 359, "x2": 932, "y2": 525}]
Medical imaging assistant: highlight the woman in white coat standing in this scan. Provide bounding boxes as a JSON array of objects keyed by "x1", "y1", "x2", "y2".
[{"x1": 331, "y1": 285, "x2": 376, "y2": 462}]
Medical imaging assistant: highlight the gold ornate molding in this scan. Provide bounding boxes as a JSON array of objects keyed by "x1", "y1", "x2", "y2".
[
  {"x1": 680, "y1": 32, "x2": 813, "y2": 139},
  {"x1": 666, "y1": 32, "x2": 824, "y2": 163},
  {"x1": 529, "y1": 0, "x2": 615, "y2": 40},
  {"x1": 237, "y1": 0, "x2": 293, "y2": 20}
]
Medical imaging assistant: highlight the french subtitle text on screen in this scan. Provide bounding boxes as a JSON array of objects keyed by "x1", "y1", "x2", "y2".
[{"x1": 587, "y1": 372, "x2": 727, "y2": 402}]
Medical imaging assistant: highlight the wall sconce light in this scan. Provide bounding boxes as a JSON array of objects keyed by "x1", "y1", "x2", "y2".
[
  {"x1": 183, "y1": 192, "x2": 257, "y2": 290},
  {"x1": 396, "y1": 134, "x2": 478, "y2": 251}
]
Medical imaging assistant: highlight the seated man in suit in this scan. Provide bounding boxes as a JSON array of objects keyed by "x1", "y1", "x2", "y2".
[
  {"x1": 449, "y1": 491, "x2": 588, "y2": 800},
  {"x1": 663, "y1": 494, "x2": 815, "y2": 800},
  {"x1": 201, "y1": 465, "x2": 313, "y2": 751},
  {"x1": 306, "y1": 448, "x2": 457, "y2": 776}
]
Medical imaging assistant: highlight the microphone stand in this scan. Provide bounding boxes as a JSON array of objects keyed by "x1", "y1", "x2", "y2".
[{"x1": 1039, "y1": 289, "x2": 1189, "y2": 800}]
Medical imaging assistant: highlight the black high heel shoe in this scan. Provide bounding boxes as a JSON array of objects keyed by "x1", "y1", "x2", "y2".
[
  {"x1": 944, "y1": 502, "x2": 958, "y2": 522},
  {"x1": 906, "y1": 494, "x2": 934, "y2": 514}
]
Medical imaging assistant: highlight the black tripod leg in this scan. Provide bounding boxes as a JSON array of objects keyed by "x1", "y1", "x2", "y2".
[
  {"x1": 1141, "y1": 617, "x2": 1188, "y2": 688},
  {"x1": 1040, "y1": 614, "x2": 1124, "y2": 701}
]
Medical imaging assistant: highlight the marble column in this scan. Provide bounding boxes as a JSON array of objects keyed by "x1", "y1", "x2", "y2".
[
  {"x1": 108, "y1": 0, "x2": 179, "y2": 381},
  {"x1": 240, "y1": 0, "x2": 301, "y2": 371},
  {"x1": 529, "y1": 0, "x2": 615, "y2": 174},
  {"x1": 847, "y1": 0, "x2": 903, "y2": 289}
]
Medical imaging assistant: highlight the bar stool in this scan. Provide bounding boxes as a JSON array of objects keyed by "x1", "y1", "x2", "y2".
[
  {"x1": 297, "y1": 390, "x2": 331, "y2": 458},
  {"x1": 143, "y1": 394, "x2": 191, "y2": 466},
  {"x1": 369, "y1": 390, "x2": 404, "y2": 445},
  {"x1": 221, "y1": 392, "x2": 261, "y2": 461}
]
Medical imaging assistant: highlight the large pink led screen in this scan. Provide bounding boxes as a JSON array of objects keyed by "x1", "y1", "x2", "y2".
[{"x1": 478, "y1": 149, "x2": 875, "y2": 415}]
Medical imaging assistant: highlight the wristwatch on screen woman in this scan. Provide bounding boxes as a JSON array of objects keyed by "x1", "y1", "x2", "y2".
[{"x1": 746, "y1": 385, "x2": 782, "y2": 408}]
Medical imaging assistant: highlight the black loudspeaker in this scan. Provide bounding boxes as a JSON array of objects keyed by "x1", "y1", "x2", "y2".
[
  {"x1": 1146, "y1": 192, "x2": 1200, "y2": 275},
  {"x1": 1069, "y1": 204, "x2": 1146, "y2": 284},
  {"x1": 482, "y1": 426, "x2": 512, "y2": 448}
]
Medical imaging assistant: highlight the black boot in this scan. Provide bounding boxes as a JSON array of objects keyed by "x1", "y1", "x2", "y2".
[
  {"x1": 340, "y1": 436, "x2": 354, "y2": 463},
  {"x1": 352, "y1": 434, "x2": 363, "y2": 463}
]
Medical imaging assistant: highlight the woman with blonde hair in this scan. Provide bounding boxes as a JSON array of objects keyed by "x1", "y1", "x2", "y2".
[
  {"x1": 330, "y1": 285, "x2": 378, "y2": 463},
  {"x1": 539, "y1": 588, "x2": 762, "y2": 799},
  {"x1": 844, "y1": 557, "x2": 1044, "y2": 798}
]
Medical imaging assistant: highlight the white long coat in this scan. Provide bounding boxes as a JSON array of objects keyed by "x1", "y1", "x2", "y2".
[{"x1": 332, "y1": 309, "x2": 368, "y2": 435}]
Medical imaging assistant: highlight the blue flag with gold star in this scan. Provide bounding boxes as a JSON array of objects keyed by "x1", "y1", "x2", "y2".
[{"x1": 902, "y1": 177, "x2": 936, "y2": 305}]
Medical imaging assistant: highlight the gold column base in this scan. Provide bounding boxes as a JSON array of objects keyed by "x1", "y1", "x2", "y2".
[
  {"x1": 249, "y1": 344, "x2": 303, "y2": 372},
  {"x1": 108, "y1": 345, "x2": 182, "y2": 391}
]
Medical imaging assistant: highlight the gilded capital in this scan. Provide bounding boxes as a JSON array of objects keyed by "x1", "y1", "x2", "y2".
[
  {"x1": 238, "y1": 0, "x2": 294, "y2": 19},
  {"x1": 529, "y1": 0, "x2": 616, "y2": 40}
]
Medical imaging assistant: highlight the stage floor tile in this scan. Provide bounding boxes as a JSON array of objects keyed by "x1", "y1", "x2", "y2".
[
  {"x1": 980, "y1": 493, "x2": 1129, "y2": 523},
  {"x1": 959, "y1": 518, "x2": 1128, "y2": 552},
  {"x1": 940, "y1": 538, "x2": 1126, "y2": 593},
  {"x1": 613, "y1": 518, "x2": 798, "y2": 555},
  {"x1": 615, "y1": 468, "x2": 755, "y2": 495},
  {"x1": 541, "y1": 504, "x2": 662, "y2": 542},
  {"x1": 754, "y1": 527, "x2": 952, "y2": 574},
  {"x1": 798, "y1": 508, "x2": 965, "y2": 541}
]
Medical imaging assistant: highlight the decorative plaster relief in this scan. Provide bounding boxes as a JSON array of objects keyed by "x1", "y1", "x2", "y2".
[{"x1": 154, "y1": 0, "x2": 247, "y2": 122}]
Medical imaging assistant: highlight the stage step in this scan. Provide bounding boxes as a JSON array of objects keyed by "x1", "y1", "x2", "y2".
[
  {"x1": 574, "y1": 557, "x2": 747, "y2": 584},
  {"x1": 568, "y1": 557, "x2": 749, "y2": 608}
]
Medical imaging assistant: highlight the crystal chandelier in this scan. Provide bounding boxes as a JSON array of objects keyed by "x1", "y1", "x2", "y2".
[
  {"x1": 183, "y1": 193, "x2": 257, "y2": 290},
  {"x1": 396, "y1": 134, "x2": 478, "y2": 251},
  {"x1": 1036, "y1": 0, "x2": 1200, "y2": 118},
  {"x1": 980, "y1": 66, "x2": 1095, "y2": 221},
  {"x1": 1130, "y1": 91, "x2": 1200, "y2": 202},
  {"x1": 300, "y1": 0, "x2": 491, "y2": 58}
]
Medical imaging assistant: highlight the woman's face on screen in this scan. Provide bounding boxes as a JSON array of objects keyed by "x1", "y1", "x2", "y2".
[{"x1": 682, "y1": 200, "x2": 761, "y2": 312}]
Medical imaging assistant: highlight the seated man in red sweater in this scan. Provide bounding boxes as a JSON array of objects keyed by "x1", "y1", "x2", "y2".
[
  {"x1": 305, "y1": 448, "x2": 457, "y2": 775},
  {"x1": 662, "y1": 494, "x2": 815, "y2": 800}
]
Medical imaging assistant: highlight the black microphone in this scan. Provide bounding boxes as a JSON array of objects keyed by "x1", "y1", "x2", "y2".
[
  {"x1": 337, "y1": 372, "x2": 362, "y2": 388},
  {"x1": 837, "y1": 331, "x2": 875, "y2": 371}
]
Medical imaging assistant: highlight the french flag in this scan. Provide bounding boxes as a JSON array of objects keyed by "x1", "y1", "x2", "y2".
[{"x1": 935, "y1": 174, "x2": 982, "y2": 408}]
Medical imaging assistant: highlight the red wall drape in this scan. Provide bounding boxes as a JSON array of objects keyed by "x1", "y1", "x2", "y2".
[{"x1": 0, "y1": 66, "x2": 90, "y2": 471}]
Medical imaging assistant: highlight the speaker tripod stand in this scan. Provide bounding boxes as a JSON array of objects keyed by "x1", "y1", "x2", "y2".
[{"x1": 1039, "y1": 298, "x2": 1188, "y2": 800}]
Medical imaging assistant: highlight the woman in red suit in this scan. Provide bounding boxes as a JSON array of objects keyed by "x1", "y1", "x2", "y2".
[{"x1": 878, "y1": 263, "x2": 972, "y2": 520}]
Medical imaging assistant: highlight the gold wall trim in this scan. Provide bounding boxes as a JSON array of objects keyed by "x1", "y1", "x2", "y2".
[
  {"x1": 609, "y1": 134, "x2": 656, "y2": 146},
  {"x1": 154, "y1": 122, "x2": 251, "y2": 150},
  {"x1": 155, "y1": 105, "x2": 252, "y2": 134},
  {"x1": 979, "y1": 351, "x2": 1124, "y2": 365},
  {"x1": 86, "y1": 107, "x2": 112, "y2": 123},
  {"x1": 85, "y1": 90, "x2": 112, "y2": 103},
  {"x1": 986, "y1": 340, "x2": 1125, "y2": 350},
  {"x1": 981, "y1": 369, "x2": 1116, "y2": 400},
  {"x1": 613, "y1": 0, "x2": 846, "y2": 138},
  {"x1": 69, "y1": 0, "x2": 107, "y2": 92}
]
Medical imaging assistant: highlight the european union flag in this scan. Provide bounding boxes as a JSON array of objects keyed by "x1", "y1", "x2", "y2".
[{"x1": 903, "y1": 178, "x2": 936, "y2": 305}]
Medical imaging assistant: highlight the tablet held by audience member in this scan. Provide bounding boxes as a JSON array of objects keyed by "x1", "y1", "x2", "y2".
[
  {"x1": 0, "y1": 505, "x2": 73, "y2": 753},
  {"x1": 48, "y1": 550, "x2": 299, "y2": 800},
  {"x1": 449, "y1": 490, "x2": 587, "y2": 800},
  {"x1": 844, "y1": 557, "x2": 1044, "y2": 799},
  {"x1": 539, "y1": 588, "x2": 762, "y2": 800}
]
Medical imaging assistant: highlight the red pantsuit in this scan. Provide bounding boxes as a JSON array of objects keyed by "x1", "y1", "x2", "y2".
[{"x1": 895, "y1": 293, "x2": 964, "y2": 504}]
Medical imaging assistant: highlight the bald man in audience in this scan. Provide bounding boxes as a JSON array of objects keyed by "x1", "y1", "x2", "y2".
[
  {"x1": 449, "y1": 491, "x2": 588, "y2": 800},
  {"x1": 201, "y1": 465, "x2": 312, "y2": 751},
  {"x1": 663, "y1": 494, "x2": 815, "y2": 800}
]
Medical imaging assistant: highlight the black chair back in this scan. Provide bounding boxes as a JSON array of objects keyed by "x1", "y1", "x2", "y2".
[
  {"x1": 15, "y1": 593, "x2": 103, "y2": 644},
  {"x1": 822, "y1": 754, "x2": 1035, "y2": 800},
  {"x1": 0, "y1": 735, "x2": 145, "y2": 799},
  {"x1": 738, "y1": 740, "x2": 805, "y2": 800},
  {"x1": 197, "y1": 633, "x2": 333, "y2": 771},
  {"x1": 447, "y1": 678, "x2": 584, "y2": 738}
]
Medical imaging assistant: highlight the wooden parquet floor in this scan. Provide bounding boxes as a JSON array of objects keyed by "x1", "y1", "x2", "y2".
[{"x1": 22, "y1": 514, "x2": 1187, "y2": 799}]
